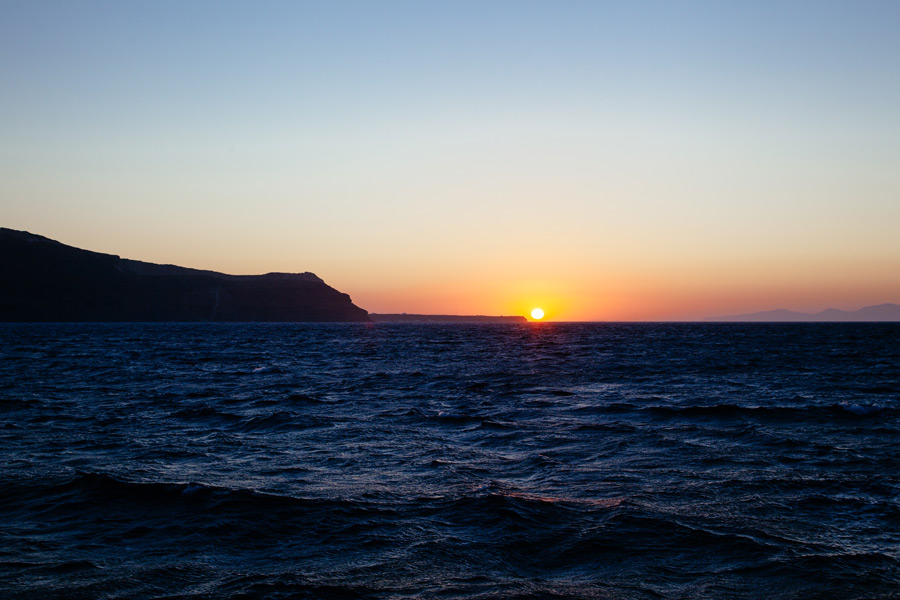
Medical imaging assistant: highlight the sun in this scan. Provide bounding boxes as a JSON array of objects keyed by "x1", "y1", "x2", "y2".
[{"x1": 531, "y1": 308, "x2": 544, "y2": 320}]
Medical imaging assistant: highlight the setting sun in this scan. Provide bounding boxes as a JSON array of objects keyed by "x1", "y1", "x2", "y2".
[{"x1": 531, "y1": 308, "x2": 544, "y2": 320}]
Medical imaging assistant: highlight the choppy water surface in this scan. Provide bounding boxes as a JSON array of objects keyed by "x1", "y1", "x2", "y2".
[{"x1": 1, "y1": 322, "x2": 899, "y2": 599}]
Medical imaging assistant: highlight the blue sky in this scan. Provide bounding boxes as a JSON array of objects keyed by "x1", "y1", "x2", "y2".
[{"x1": 3, "y1": 1, "x2": 899, "y2": 319}]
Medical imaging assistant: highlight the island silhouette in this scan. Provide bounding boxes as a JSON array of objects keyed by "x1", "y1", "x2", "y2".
[
  {"x1": 370, "y1": 314, "x2": 526, "y2": 323},
  {"x1": 707, "y1": 304, "x2": 900, "y2": 322}
]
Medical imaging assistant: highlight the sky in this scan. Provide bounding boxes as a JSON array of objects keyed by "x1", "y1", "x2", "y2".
[{"x1": 2, "y1": 1, "x2": 899, "y2": 321}]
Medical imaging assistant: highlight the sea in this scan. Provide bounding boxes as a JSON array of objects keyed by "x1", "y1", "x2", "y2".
[{"x1": 1, "y1": 322, "x2": 899, "y2": 599}]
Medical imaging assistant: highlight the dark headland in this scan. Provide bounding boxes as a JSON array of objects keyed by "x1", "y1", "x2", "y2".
[
  {"x1": 0, "y1": 228, "x2": 369, "y2": 322},
  {"x1": 370, "y1": 314, "x2": 527, "y2": 323}
]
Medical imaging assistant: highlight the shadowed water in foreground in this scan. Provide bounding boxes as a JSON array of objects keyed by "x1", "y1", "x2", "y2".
[{"x1": 1, "y1": 322, "x2": 899, "y2": 599}]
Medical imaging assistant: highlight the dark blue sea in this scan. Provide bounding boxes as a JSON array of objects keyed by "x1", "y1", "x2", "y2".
[{"x1": 2, "y1": 323, "x2": 899, "y2": 599}]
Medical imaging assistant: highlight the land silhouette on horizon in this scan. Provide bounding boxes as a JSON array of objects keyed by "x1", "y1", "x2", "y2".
[
  {"x1": 0, "y1": 228, "x2": 529, "y2": 323},
  {"x1": 369, "y1": 314, "x2": 527, "y2": 323},
  {"x1": 707, "y1": 303, "x2": 900, "y2": 322},
  {"x1": 0, "y1": 228, "x2": 368, "y2": 322},
  {"x1": 4, "y1": 228, "x2": 897, "y2": 324}
]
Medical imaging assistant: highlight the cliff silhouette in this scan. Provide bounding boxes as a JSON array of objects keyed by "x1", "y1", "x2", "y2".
[{"x1": 0, "y1": 228, "x2": 369, "y2": 322}]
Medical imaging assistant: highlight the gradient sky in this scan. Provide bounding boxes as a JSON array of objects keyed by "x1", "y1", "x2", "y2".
[{"x1": 3, "y1": 1, "x2": 899, "y2": 320}]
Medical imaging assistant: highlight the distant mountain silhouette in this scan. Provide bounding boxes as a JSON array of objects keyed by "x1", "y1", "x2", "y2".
[
  {"x1": 0, "y1": 228, "x2": 369, "y2": 322},
  {"x1": 369, "y1": 314, "x2": 527, "y2": 323},
  {"x1": 707, "y1": 303, "x2": 900, "y2": 322}
]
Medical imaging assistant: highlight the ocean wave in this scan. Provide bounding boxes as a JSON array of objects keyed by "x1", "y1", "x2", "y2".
[
  {"x1": 641, "y1": 402, "x2": 898, "y2": 421},
  {"x1": 4, "y1": 322, "x2": 900, "y2": 598}
]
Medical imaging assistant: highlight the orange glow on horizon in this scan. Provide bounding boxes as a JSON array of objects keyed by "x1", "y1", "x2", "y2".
[{"x1": 338, "y1": 257, "x2": 900, "y2": 323}]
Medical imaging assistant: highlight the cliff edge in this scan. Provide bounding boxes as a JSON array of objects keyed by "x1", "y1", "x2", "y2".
[{"x1": 0, "y1": 228, "x2": 369, "y2": 322}]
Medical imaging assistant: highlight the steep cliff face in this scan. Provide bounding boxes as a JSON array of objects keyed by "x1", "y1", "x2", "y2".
[{"x1": 0, "y1": 228, "x2": 370, "y2": 322}]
